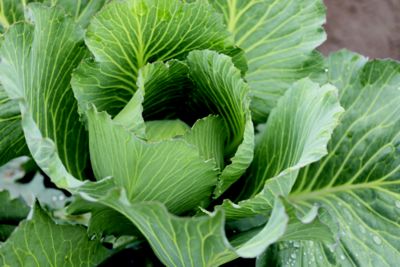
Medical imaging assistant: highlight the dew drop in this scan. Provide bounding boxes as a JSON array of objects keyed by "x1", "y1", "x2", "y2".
[
  {"x1": 324, "y1": 68, "x2": 329, "y2": 73},
  {"x1": 291, "y1": 253, "x2": 297, "y2": 259},
  {"x1": 373, "y1": 235, "x2": 382, "y2": 245},
  {"x1": 395, "y1": 200, "x2": 400, "y2": 209},
  {"x1": 359, "y1": 225, "x2": 366, "y2": 234},
  {"x1": 340, "y1": 254, "x2": 345, "y2": 260},
  {"x1": 51, "y1": 196, "x2": 57, "y2": 202}
]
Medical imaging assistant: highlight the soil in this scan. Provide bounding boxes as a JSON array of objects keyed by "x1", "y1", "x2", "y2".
[{"x1": 319, "y1": 0, "x2": 400, "y2": 60}]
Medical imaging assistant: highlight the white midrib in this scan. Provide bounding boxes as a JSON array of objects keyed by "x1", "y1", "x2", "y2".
[
  {"x1": 227, "y1": 0, "x2": 237, "y2": 33},
  {"x1": 288, "y1": 180, "x2": 399, "y2": 202}
]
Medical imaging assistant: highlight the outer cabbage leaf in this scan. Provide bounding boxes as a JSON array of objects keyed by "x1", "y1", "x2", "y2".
[
  {"x1": 72, "y1": 0, "x2": 237, "y2": 116},
  {"x1": 0, "y1": 0, "x2": 106, "y2": 167},
  {"x1": 0, "y1": 203, "x2": 110, "y2": 266},
  {"x1": 212, "y1": 0, "x2": 326, "y2": 121},
  {"x1": 275, "y1": 51, "x2": 400, "y2": 266},
  {"x1": 0, "y1": 4, "x2": 88, "y2": 184},
  {"x1": 77, "y1": 181, "x2": 289, "y2": 266},
  {"x1": 221, "y1": 78, "x2": 343, "y2": 220}
]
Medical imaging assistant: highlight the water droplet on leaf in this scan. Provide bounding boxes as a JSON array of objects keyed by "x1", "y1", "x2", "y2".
[{"x1": 372, "y1": 235, "x2": 382, "y2": 245}]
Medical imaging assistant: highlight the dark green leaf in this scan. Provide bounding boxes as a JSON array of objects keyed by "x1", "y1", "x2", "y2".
[
  {"x1": 0, "y1": 191, "x2": 29, "y2": 241},
  {"x1": 0, "y1": 87, "x2": 28, "y2": 167},
  {"x1": 0, "y1": 203, "x2": 110, "y2": 266},
  {"x1": 0, "y1": 4, "x2": 89, "y2": 184}
]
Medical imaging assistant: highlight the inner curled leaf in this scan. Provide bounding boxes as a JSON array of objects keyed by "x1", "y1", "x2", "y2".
[{"x1": 71, "y1": 0, "x2": 255, "y2": 212}]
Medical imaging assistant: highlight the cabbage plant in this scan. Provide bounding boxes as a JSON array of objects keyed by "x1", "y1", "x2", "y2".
[{"x1": 0, "y1": 0, "x2": 399, "y2": 266}]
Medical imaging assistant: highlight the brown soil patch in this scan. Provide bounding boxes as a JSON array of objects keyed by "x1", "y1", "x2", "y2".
[{"x1": 319, "y1": 0, "x2": 400, "y2": 60}]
